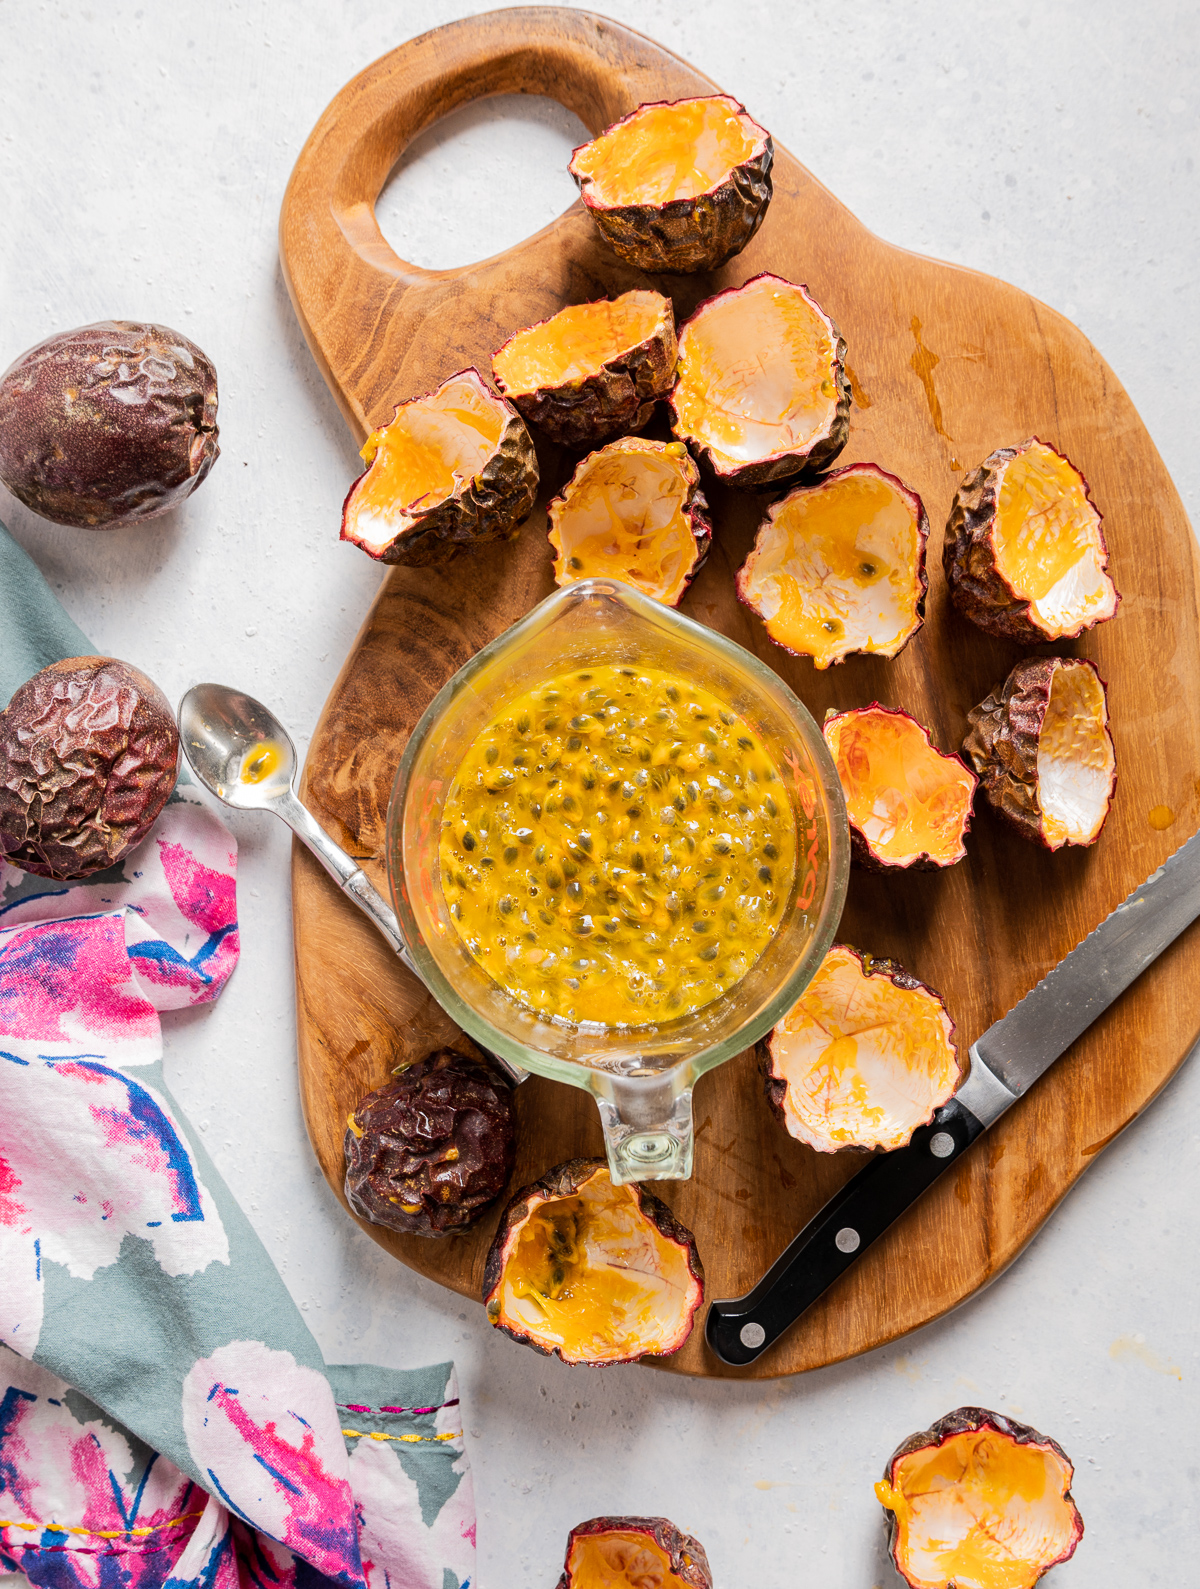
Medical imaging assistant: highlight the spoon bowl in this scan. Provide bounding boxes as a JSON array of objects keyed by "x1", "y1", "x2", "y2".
[{"x1": 178, "y1": 683, "x2": 298, "y2": 809}]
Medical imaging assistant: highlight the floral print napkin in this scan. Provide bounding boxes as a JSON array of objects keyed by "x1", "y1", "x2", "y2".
[{"x1": 0, "y1": 521, "x2": 475, "y2": 1589}]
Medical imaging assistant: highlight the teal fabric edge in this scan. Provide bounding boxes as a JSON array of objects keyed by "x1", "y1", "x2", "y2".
[{"x1": 0, "y1": 521, "x2": 93, "y2": 706}]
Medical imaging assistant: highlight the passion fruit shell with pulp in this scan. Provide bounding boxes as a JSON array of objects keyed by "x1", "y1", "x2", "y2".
[
  {"x1": 481, "y1": 1159, "x2": 704, "y2": 1365},
  {"x1": 0, "y1": 657, "x2": 179, "y2": 880},
  {"x1": 738, "y1": 463, "x2": 928, "y2": 667},
  {"x1": 339, "y1": 368, "x2": 538, "y2": 567},
  {"x1": 556, "y1": 1516, "x2": 713, "y2": 1589},
  {"x1": 823, "y1": 705, "x2": 977, "y2": 870},
  {"x1": 569, "y1": 95, "x2": 773, "y2": 274},
  {"x1": 669, "y1": 274, "x2": 851, "y2": 490},
  {"x1": 492, "y1": 290, "x2": 676, "y2": 448},
  {"x1": 762, "y1": 945, "x2": 962, "y2": 1153},
  {"x1": 963, "y1": 656, "x2": 1116, "y2": 850},
  {"x1": 943, "y1": 437, "x2": 1119, "y2": 642},
  {"x1": 0, "y1": 320, "x2": 218, "y2": 529},
  {"x1": 877, "y1": 1406, "x2": 1084, "y2": 1589},
  {"x1": 344, "y1": 1048, "x2": 516, "y2": 1238},
  {"x1": 547, "y1": 438, "x2": 711, "y2": 606}
]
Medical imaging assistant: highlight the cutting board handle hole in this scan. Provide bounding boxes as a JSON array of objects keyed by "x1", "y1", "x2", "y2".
[{"x1": 376, "y1": 94, "x2": 588, "y2": 273}]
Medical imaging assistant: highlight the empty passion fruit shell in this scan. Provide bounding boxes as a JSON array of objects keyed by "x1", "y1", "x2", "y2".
[
  {"x1": 0, "y1": 656, "x2": 179, "y2": 880},
  {"x1": 569, "y1": 94, "x2": 773, "y2": 274},
  {"x1": 877, "y1": 1407, "x2": 1084, "y2": 1589},
  {"x1": 669, "y1": 274, "x2": 850, "y2": 490},
  {"x1": 482, "y1": 1159, "x2": 704, "y2": 1365},
  {"x1": 344, "y1": 1048, "x2": 516, "y2": 1237},
  {"x1": 556, "y1": 1517, "x2": 713, "y2": 1589},
  {"x1": 492, "y1": 290, "x2": 676, "y2": 448},
  {"x1": 737, "y1": 464, "x2": 928, "y2": 667},
  {"x1": 824, "y1": 705, "x2": 977, "y2": 870},
  {"x1": 963, "y1": 656, "x2": 1116, "y2": 850},
  {"x1": 944, "y1": 437, "x2": 1118, "y2": 642},
  {"x1": 547, "y1": 437, "x2": 711, "y2": 605},
  {"x1": 762, "y1": 945, "x2": 961, "y2": 1153},
  {"x1": 340, "y1": 368, "x2": 538, "y2": 566}
]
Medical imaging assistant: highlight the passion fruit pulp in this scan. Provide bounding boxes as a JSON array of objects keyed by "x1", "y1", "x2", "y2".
[
  {"x1": 569, "y1": 95, "x2": 773, "y2": 274},
  {"x1": 339, "y1": 368, "x2": 538, "y2": 566},
  {"x1": 344, "y1": 1048, "x2": 516, "y2": 1237},
  {"x1": 482, "y1": 1159, "x2": 703, "y2": 1365},
  {"x1": 556, "y1": 1516, "x2": 713, "y2": 1589},
  {"x1": 0, "y1": 656, "x2": 179, "y2": 880},
  {"x1": 943, "y1": 437, "x2": 1118, "y2": 642},
  {"x1": 547, "y1": 437, "x2": 711, "y2": 606},
  {"x1": 877, "y1": 1407, "x2": 1084, "y2": 1589},
  {"x1": 824, "y1": 705, "x2": 976, "y2": 871},
  {"x1": 963, "y1": 656, "x2": 1116, "y2": 850},
  {"x1": 669, "y1": 274, "x2": 850, "y2": 489},
  {"x1": 737, "y1": 463, "x2": 928, "y2": 667},
  {"x1": 492, "y1": 290, "x2": 676, "y2": 448},
  {"x1": 762, "y1": 945, "x2": 961, "y2": 1153}
]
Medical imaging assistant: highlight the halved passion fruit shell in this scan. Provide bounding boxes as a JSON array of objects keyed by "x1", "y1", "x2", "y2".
[
  {"x1": 943, "y1": 437, "x2": 1118, "y2": 642},
  {"x1": 481, "y1": 1159, "x2": 704, "y2": 1365},
  {"x1": 877, "y1": 1407, "x2": 1084, "y2": 1589},
  {"x1": 669, "y1": 274, "x2": 850, "y2": 490},
  {"x1": 762, "y1": 945, "x2": 961, "y2": 1153},
  {"x1": 824, "y1": 705, "x2": 977, "y2": 870},
  {"x1": 492, "y1": 290, "x2": 676, "y2": 448},
  {"x1": 963, "y1": 656, "x2": 1116, "y2": 850},
  {"x1": 340, "y1": 368, "x2": 538, "y2": 566},
  {"x1": 737, "y1": 464, "x2": 928, "y2": 667},
  {"x1": 569, "y1": 95, "x2": 773, "y2": 275},
  {"x1": 547, "y1": 437, "x2": 711, "y2": 606},
  {"x1": 556, "y1": 1517, "x2": 713, "y2": 1589}
]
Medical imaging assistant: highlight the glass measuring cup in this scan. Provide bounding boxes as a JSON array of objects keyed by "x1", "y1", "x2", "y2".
[{"x1": 387, "y1": 579, "x2": 848, "y2": 1183}]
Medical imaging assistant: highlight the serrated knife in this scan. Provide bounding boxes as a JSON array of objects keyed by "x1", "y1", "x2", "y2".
[{"x1": 706, "y1": 828, "x2": 1200, "y2": 1367}]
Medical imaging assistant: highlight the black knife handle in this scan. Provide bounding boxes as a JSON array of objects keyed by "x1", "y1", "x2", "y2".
[{"x1": 705, "y1": 1098, "x2": 987, "y2": 1366}]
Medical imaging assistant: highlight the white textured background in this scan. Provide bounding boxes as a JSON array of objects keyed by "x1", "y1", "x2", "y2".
[{"x1": 2, "y1": 2, "x2": 1198, "y2": 1583}]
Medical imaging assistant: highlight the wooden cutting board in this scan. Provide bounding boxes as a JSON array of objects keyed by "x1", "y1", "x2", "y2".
[{"x1": 279, "y1": 7, "x2": 1200, "y2": 1379}]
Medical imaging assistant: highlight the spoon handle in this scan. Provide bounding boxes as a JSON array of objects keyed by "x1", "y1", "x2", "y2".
[
  {"x1": 277, "y1": 790, "x2": 529, "y2": 1086},
  {"x1": 278, "y1": 790, "x2": 406, "y2": 957}
]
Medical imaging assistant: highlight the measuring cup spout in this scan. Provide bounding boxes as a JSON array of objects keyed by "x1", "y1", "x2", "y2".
[{"x1": 593, "y1": 1069, "x2": 696, "y2": 1184}]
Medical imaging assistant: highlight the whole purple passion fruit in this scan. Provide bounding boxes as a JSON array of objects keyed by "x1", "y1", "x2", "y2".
[
  {"x1": 344, "y1": 1048, "x2": 517, "y2": 1237},
  {"x1": 0, "y1": 320, "x2": 219, "y2": 528},
  {"x1": 0, "y1": 657, "x2": 179, "y2": 880}
]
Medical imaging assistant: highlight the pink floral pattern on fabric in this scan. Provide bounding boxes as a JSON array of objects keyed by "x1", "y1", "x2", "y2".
[{"x1": 0, "y1": 793, "x2": 475, "y2": 1589}]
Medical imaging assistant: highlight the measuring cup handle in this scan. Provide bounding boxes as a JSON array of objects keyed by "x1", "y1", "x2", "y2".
[{"x1": 279, "y1": 7, "x2": 712, "y2": 437}]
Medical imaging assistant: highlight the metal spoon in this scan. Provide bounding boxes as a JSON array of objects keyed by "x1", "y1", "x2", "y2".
[{"x1": 177, "y1": 682, "x2": 527, "y2": 1084}]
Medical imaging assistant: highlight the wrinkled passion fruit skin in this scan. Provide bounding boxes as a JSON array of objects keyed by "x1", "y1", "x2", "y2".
[
  {"x1": 0, "y1": 321, "x2": 219, "y2": 528},
  {"x1": 880, "y1": 1406, "x2": 1084, "y2": 1589},
  {"x1": 962, "y1": 656, "x2": 1115, "y2": 849},
  {"x1": 943, "y1": 440, "x2": 1117, "y2": 642},
  {"x1": 494, "y1": 295, "x2": 677, "y2": 450},
  {"x1": 481, "y1": 1157, "x2": 704, "y2": 1365},
  {"x1": 344, "y1": 1048, "x2": 516, "y2": 1237},
  {"x1": 0, "y1": 657, "x2": 179, "y2": 880},
  {"x1": 570, "y1": 99, "x2": 774, "y2": 275},
  {"x1": 556, "y1": 1516, "x2": 713, "y2": 1589},
  {"x1": 340, "y1": 369, "x2": 538, "y2": 568}
]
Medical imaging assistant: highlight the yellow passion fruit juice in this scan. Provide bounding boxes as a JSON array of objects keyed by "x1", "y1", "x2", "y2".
[{"x1": 439, "y1": 662, "x2": 796, "y2": 1025}]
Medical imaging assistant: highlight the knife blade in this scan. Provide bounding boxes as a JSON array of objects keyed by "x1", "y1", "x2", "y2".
[{"x1": 706, "y1": 827, "x2": 1200, "y2": 1367}]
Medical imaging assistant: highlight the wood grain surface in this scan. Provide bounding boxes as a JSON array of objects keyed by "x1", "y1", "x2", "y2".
[{"x1": 279, "y1": 6, "x2": 1200, "y2": 1378}]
